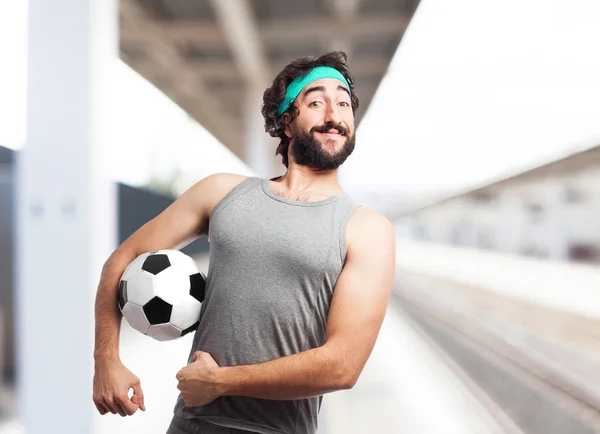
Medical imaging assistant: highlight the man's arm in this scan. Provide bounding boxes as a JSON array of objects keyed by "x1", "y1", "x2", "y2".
[
  {"x1": 94, "y1": 172, "x2": 245, "y2": 362},
  {"x1": 93, "y1": 172, "x2": 246, "y2": 416},
  {"x1": 209, "y1": 208, "x2": 396, "y2": 401}
]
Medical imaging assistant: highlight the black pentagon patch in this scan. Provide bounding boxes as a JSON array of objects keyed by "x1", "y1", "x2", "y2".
[
  {"x1": 181, "y1": 321, "x2": 199, "y2": 337},
  {"x1": 142, "y1": 254, "x2": 171, "y2": 275},
  {"x1": 189, "y1": 273, "x2": 206, "y2": 303},
  {"x1": 117, "y1": 280, "x2": 127, "y2": 311},
  {"x1": 143, "y1": 297, "x2": 172, "y2": 325}
]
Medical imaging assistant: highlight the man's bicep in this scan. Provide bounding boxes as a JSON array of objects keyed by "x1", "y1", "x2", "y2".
[
  {"x1": 324, "y1": 212, "x2": 396, "y2": 385},
  {"x1": 121, "y1": 173, "x2": 244, "y2": 254}
]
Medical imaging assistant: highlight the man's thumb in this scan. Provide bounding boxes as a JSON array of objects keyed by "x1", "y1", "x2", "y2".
[{"x1": 132, "y1": 383, "x2": 146, "y2": 411}]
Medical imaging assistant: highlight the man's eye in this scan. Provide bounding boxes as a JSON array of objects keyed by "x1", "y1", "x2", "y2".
[
  {"x1": 309, "y1": 101, "x2": 322, "y2": 107},
  {"x1": 339, "y1": 101, "x2": 350, "y2": 107}
]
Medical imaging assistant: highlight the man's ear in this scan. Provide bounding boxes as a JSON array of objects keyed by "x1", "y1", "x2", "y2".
[{"x1": 281, "y1": 113, "x2": 293, "y2": 139}]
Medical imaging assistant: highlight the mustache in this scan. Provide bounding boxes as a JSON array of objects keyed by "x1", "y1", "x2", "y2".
[{"x1": 311, "y1": 123, "x2": 349, "y2": 136}]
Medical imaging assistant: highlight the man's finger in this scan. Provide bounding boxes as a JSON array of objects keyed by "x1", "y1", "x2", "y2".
[
  {"x1": 116, "y1": 393, "x2": 138, "y2": 416},
  {"x1": 94, "y1": 401, "x2": 109, "y2": 415},
  {"x1": 108, "y1": 397, "x2": 128, "y2": 417},
  {"x1": 132, "y1": 383, "x2": 146, "y2": 411},
  {"x1": 103, "y1": 398, "x2": 125, "y2": 416},
  {"x1": 100, "y1": 398, "x2": 117, "y2": 415}
]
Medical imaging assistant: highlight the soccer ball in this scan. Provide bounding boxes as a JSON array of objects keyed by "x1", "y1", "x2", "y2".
[{"x1": 117, "y1": 250, "x2": 206, "y2": 341}]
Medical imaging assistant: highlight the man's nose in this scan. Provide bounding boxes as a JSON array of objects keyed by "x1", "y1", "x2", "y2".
[{"x1": 324, "y1": 103, "x2": 341, "y2": 125}]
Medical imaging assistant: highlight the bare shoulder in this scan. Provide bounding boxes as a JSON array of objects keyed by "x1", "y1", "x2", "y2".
[
  {"x1": 346, "y1": 207, "x2": 396, "y2": 252},
  {"x1": 188, "y1": 172, "x2": 247, "y2": 201},
  {"x1": 202, "y1": 172, "x2": 249, "y2": 195},
  {"x1": 181, "y1": 172, "x2": 249, "y2": 218}
]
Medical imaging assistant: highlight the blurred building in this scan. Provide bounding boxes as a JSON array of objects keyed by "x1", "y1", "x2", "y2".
[{"x1": 394, "y1": 145, "x2": 600, "y2": 264}]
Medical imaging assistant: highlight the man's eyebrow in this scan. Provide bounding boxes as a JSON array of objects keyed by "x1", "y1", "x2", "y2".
[
  {"x1": 302, "y1": 85, "x2": 326, "y2": 98},
  {"x1": 337, "y1": 85, "x2": 351, "y2": 98},
  {"x1": 302, "y1": 85, "x2": 351, "y2": 99}
]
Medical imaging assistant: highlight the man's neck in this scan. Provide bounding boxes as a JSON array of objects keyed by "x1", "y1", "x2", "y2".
[{"x1": 271, "y1": 166, "x2": 342, "y2": 197}]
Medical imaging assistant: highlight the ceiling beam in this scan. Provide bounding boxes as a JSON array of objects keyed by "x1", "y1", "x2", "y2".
[
  {"x1": 127, "y1": 55, "x2": 390, "y2": 82},
  {"x1": 118, "y1": 0, "x2": 400, "y2": 153},
  {"x1": 327, "y1": 0, "x2": 363, "y2": 19},
  {"x1": 120, "y1": 0, "x2": 239, "y2": 149},
  {"x1": 208, "y1": 0, "x2": 269, "y2": 88},
  {"x1": 324, "y1": 0, "x2": 362, "y2": 57},
  {"x1": 120, "y1": 13, "x2": 411, "y2": 49},
  {"x1": 150, "y1": 46, "x2": 240, "y2": 148},
  {"x1": 263, "y1": 13, "x2": 410, "y2": 46}
]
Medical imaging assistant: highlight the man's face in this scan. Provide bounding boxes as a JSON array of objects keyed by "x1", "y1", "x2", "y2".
[{"x1": 285, "y1": 78, "x2": 356, "y2": 170}]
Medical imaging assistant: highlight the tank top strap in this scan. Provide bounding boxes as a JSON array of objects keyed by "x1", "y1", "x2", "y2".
[
  {"x1": 209, "y1": 176, "x2": 262, "y2": 221},
  {"x1": 332, "y1": 195, "x2": 361, "y2": 265}
]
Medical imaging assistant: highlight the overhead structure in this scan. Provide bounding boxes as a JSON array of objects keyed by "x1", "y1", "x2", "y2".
[{"x1": 119, "y1": 0, "x2": 420, "y2": 175}]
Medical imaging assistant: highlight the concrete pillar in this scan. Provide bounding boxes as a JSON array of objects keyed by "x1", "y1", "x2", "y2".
[{"x1": 16, "y1": 0, "x2": 117, "y2": 433}]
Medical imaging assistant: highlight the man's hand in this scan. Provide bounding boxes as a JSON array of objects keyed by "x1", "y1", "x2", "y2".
[
  {"x1": 176, "y1": 351, "x2": 222, "y2": 407},
  {"x1": 93, "y1": 359, "x2": 145, "y2": 417}
]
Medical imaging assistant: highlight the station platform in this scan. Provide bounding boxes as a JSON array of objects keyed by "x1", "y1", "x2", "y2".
[
  {"x1": 0, "y1": 255, "x2": 505, "y2": 434},
  {"x1": 2, "y1": 243, "x2": 600, "y2": 433}
]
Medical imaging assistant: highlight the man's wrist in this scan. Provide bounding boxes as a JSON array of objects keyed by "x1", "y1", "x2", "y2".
[
  {"x1": 215, "y1": 366, "x2": 236, "y2": 397},
  {"x1": 94, "y1": 350, "x2": 120, "y2": 365}
]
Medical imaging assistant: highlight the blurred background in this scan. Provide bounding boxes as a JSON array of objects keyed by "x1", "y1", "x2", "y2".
[{"x1": 1, "y1": 0, "x2": 600, "y2": 433}]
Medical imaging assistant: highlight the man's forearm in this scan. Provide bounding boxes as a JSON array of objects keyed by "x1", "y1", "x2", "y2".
[
  {"x1": 216, "y1": 345, "x2": 353, "y2": 400},
  {"x1": 94, "y1": 247, "x2": 137, "y2": 362}
]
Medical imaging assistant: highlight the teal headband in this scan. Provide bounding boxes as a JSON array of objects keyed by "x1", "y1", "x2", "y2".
[{"x1": 277, "y1": 66, "x2": 351, "y2": 116}]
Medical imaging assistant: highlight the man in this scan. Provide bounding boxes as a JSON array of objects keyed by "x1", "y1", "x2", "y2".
[{"x1": 93, "y1": 51, "x2": 396, "y2": 434}]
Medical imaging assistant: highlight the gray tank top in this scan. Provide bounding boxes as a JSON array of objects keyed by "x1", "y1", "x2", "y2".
[{"x1": 173, "y1": 177, "x2": 359, "y2": 434}]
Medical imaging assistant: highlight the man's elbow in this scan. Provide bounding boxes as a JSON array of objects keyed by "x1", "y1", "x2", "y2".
[
  {"x1": 337, "y1": 367, "x2": 360, "y2": 390},
  {"x1": 324, "y1": 344, "x2": 362, "y2": 390}
]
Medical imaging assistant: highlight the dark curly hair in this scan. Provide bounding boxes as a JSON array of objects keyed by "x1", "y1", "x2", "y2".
[{"x1": 261, "y1": 51, "x2": 360, "y2": 168}]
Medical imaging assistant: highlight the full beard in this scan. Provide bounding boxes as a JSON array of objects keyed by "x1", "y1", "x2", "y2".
[{"x1": 289, "y1": 123, "x2": 356, "y2": 171}]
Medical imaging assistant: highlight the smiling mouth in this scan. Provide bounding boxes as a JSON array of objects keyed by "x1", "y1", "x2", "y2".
[{"x1": 318, "y1": 131, "x2": 345, "y2": 137}]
